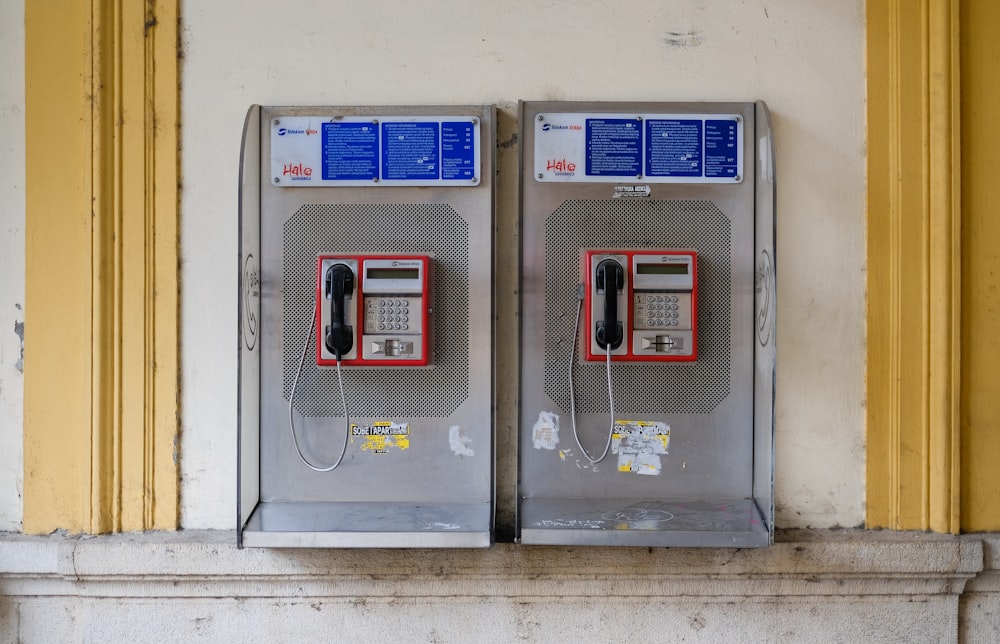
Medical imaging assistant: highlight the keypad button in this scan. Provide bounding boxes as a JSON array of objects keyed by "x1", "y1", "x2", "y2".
[
  {"x1": 401, "y1": 323, "x2": 409, "y2": 330},
  {"x1": 401, "y1": 299, "x2": 409, "y2": 306}
]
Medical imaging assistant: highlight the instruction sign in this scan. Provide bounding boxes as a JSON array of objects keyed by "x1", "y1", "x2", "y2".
[
  {"x1": 534, "y1": 112, "x2": 743, "y2": 184},
  {"x1": 271, "y1": 115, "x2": 481, "y2": 187}
]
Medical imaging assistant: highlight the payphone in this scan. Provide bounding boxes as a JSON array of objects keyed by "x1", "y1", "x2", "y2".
[
  {"x1": 238, "y1": 105, "x2": 495, "y2": 548},
  {"x1": 518, "y1": 101, "x2": 775, "y2": 547},
  {"x1": 584, "y1": 249, "x2": 698, "y2": 362},
  {"x1": 315, "y1": 255, "x2": 432, "y2": 366}
]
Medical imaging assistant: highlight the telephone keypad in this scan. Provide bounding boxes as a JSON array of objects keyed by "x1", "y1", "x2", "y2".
[
  {"x1": 634, "y1": 293, "x2": 692, "y2": 331},
  {"x1": 365, "y1": 296, "x2": 422, "y2": 334}
]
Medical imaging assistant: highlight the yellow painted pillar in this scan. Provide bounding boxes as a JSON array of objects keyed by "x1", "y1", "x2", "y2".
[
  {"x1": 960, "y1": 0, "x2": 1000, "y2": 531},
  {"x1": 869, "y1": 0, "x2": 1000, "y2": 532},
  {"x1": 24, "y1": 0, "x2": 179, "y2": 533},
  {"x1": 866, "y1": 0, "x2": 961, "y2": 532}
]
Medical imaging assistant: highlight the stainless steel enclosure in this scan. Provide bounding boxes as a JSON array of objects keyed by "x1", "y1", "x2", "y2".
[
  {"x1": 518, "y1": 101, "x2": 775, "y2": 547},
  {"x1": 238, "y1": 105, "x2": 495, "y2": 548}
]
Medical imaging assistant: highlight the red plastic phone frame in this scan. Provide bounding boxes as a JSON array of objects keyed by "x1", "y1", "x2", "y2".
[
  {"x1": 582, "y1": 249, "x2": 698, "y2": 363},
  {"x1": 315, "y1": 254, "x2": 431, "y2": 367}
]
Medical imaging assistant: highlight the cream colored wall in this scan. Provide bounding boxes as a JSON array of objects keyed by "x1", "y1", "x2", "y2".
[
  {"x1": 0, "y1": 1, "x2": 866, "y2": 532},
  {"x1": 187, "y1": 0, "x2": 861, "y2": 529},
  {"x1": 0, "y1": 0, "x2": 24, "y2": 532}
]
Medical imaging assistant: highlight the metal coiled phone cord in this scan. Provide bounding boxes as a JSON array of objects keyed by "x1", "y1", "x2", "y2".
[
  {"x1": 568, "y1": 290, "x2": 617, "y2": 464},
  {"x1": 287, "y1": 306, "x2": 350, "y2": 472}
]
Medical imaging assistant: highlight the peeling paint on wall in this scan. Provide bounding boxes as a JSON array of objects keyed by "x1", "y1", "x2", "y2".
[
  {"x1": 13, "y1": 305, "x2": 23, "y2": 373},
  {"x1": 498, "y1": 132, "x2": 518, "y2": 149},
  {"x1": 662, "y1": 30, "x2": 704, "y2": 48}
]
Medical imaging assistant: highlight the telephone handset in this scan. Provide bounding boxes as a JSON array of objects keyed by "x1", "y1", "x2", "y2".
[
  {"x1": 316, "y1": 254, "x2": 432, "y2": 367},
  {"x1": 584, "y1": 249, "x2": 698, "y2": 362},
  {"x1": 594, "y1": 259, "x2": 625, "y2": 351},
  {"x1": 324, "y1": 263, "x2": 355, "y2": 360}
]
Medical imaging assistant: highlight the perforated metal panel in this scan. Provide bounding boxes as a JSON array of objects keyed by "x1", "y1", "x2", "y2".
[
  {"x1": 282, "y1": 203, "x2": 470, "y2": 418},
  {"x1": 543, "y1": 199, "x2": 731, "y2": 415}
]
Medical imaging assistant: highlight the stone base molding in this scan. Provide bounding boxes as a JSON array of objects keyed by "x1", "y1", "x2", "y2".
[{"x1": 1, "y1": 530, "x2": 995, "y2": 642}]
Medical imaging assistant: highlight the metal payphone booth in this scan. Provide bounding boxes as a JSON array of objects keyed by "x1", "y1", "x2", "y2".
[
  {"x1": 518, "y1": 101, "x2": 775, "y2": 547},
  {"x1": 238, "y1": 105, "x2": 495, "y2": 547}
]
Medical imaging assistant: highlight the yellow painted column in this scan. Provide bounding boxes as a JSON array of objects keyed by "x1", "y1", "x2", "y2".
[
  {"x1": 866, "y1": 0, "x2": 961, "y2": 532},
  {"x1": 24, "y1": 0, "x2": 179, "y2": 533},
  {"x1": 960, "y1": 0, "x2": 1000, "y2": 531}
]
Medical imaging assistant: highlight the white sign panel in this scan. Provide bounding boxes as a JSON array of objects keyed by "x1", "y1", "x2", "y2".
[
  {"x1": 270, "y1": 115, "x2": 481, "y2": 187},
  {"x1": 533, "y1": 112, "x2": 743, "y2": 184}
]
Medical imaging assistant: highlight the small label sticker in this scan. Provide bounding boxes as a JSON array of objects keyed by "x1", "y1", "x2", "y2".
[
  {"x1": 613, "y1": 185, "x2": 651, "y2": 198},
  {"x1": 612, "y1": 420, "x2": 670, "y2": 475},
  {"x1": 352, "y1": 422, "x2": 410, "y2": 454}
]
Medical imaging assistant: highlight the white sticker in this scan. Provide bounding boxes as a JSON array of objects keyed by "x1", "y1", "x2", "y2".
[
  {"x1": 532, "y1": 411, "x2": 560, "y2": 450},
  {"x1": 612, "y1": 420, "x2": 670, "y2": 475},
  {"x1": 613, "y1": 184, "x2": 651, "y2": 198},
  {"x1": 448, "y1": 425, "x2": 474, "y2": 457}
]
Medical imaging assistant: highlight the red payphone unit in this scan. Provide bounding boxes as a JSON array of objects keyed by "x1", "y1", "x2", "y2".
[{"x1": 583, "y1": 250, "x2": 697, "y2": 363}]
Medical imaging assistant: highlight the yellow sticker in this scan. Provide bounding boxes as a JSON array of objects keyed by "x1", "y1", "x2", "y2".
[
  {"x1": 351, "y1": 422, "x2": 410, "y2": 454},
  {"x1": 612, "y1": 420, "x2": 671, "y2": 475}
]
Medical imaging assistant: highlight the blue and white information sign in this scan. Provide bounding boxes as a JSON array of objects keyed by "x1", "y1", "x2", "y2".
[
  {"x1": 534, "y1": 112, "x2": 743, "y2": 184},
  {"x1": 271, "y1": 115, "x2": 481, "y2": 187},
  {"x1": 322, "y1": 122, "x2": 378, "y2": 181},
  {"x1": 586, "y1": 118, "x2": 642, "y2": 177}
]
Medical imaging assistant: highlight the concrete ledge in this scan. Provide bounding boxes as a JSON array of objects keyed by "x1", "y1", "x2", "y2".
[
  {"x1": 960, "y1": 534, "x2": 1000, "y2": 639},
  {"x1": 0, "y1": 529, "x2": 992, "y2": 642}
]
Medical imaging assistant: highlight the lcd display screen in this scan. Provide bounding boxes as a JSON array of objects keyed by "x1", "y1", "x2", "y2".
[
  {"x1": 366, "y1": 267, "x2": 420, "y2": 280},
  {"x1": 636, "y1": 263, "x2": 688, "y2": 275}
]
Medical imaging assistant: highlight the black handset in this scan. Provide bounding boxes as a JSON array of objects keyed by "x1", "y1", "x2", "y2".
[
  {"x1": 595, "y1": 258, "x2": 624, "y2": 350},
  {"x1": 324, "y1": 263, "x2": 355, "y2": 359}
]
